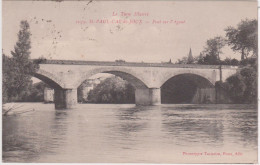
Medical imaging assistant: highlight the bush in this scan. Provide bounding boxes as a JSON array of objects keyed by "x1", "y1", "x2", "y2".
[
  {"x1": 219, "y1": 65, "x2": 257, "y2": 104},
  {"x1": 87, "y1": 77, "x2": 135, "y2": 104}
]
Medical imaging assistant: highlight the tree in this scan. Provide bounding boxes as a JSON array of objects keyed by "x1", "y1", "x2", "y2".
[
  {"x1": 198, "y1": 36, "x2": 226, "y2": 65},
  {"x1": 204, "y1": 36, "x2": 226, "y2": 60},
  {"x1": 225, "y1": 19, "x2": 257, "y2": 60},
  {"x1": 239, "y1": 66, "x2": 257, "y2": 103},
  {"x1": 176, "y1": 48, "x2": 194, "y2": 64},
  {"x1": 2, "y1": 53, "x2": 14, "y2": 103},
  {"x1": 221, "y1": 57, "x2": 239, "y2": 66},
  {"x1": 3, "y1": 20, "x2": 38, "y2": 102},
  {"x1": 87, "y1": 77, "x2": 135, "y2": 103},
  {"x1": 224, "y1": 74, "x2": 247, "y2": 103},
  {"x1": 218, "y1": 65, "x2": 257, "y2": 104},
  {"x1": 24, "y1": 82, "x2": 51, "y2": 102},
  {"x1": 195, "y1": 53, "x2": 204, "y2": 64},
  {"x1": 176, "y1": 57, "x2": 188, "y2": 64}
]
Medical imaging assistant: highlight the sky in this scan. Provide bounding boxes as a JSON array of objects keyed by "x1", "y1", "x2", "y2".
[{"x1": 2, "y1": 0, "x2": 258, "y2": 63}]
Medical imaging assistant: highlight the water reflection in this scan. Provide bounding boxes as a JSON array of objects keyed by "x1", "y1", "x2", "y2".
[
  {"x1": 2, "y1": 103, "x2": 257, "y2": 163},
  {"x1": 161, "y1": 104, "x2": 257, "y2": 149},
  {"x1": 162, "y1": 118, "x2": 224, "y2": 147}
]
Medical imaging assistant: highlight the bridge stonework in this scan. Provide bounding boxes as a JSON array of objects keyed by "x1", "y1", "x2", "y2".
[{"x1": 35, "y1": 60, "x2": 238, "y2": 109}]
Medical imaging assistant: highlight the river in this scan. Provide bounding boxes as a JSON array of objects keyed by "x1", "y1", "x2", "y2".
[{"x1": 2, "y1": 103, "x2": 258, "y2": 163}]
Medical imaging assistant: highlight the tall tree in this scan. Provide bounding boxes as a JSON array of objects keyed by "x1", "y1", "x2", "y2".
[
  {"x1": 196, "y1": 52, "x2": 204, "y2": 64},
  {"x1": 203, "y1": 36, "x2": 226, "y2": 60},
  {"x1": 2, "y1": 53, "x2": 14, "y2": 103},
  {"x1": 3, "y1": 20, "x2": 38, "y2": 101},
  {"x1": 199, "y1": 36, "x2": 226, "y2": 65},
  {"x1": 225, "y1": 19, "x2": 257, "y2": 60}
]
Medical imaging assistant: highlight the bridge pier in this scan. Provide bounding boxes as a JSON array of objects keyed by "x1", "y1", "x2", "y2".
[
  {"x1": 54, "y1": 88, "x2": 77, "y2": 109},
  {"x1": 135, "y1": 88, "x2": 161, "y2": 106}
]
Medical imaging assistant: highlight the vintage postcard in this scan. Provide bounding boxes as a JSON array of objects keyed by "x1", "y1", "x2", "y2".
[{"x1": 2, "y1": 0, "x2": 258, "y2": 163}]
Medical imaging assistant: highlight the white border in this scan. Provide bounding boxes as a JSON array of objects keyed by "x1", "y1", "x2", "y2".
[{"x1": 1, "y1": 0, "x2": 259, "y2": 165}]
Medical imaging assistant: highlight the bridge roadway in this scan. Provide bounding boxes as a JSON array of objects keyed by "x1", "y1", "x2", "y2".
[{"x1": 33, "y1": 59, "x2": 239, "y2": 109}]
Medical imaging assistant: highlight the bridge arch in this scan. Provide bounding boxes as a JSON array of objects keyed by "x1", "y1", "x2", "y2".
[
  {"x1": 75, "y1": 67, "x2": 149, "y2": 89},
  {"x1": 32, "y1": 69, "x2": 64, "y2": 89},
  {"x1": 161, "y1": 73, "x2": 215, "y2": 88},
  {"x1": 159, "y1": 70, "x2": 216, "y2": 88},
  {"x1": 161, "y1": 73, "x2": 215, "y2": 104}
]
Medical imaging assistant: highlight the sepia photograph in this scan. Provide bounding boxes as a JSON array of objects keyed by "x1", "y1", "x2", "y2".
[{"x1": 2, "y1": 0, "x2": 258, "y2": 163}]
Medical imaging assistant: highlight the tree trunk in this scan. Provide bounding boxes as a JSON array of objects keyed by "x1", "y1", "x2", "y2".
[{"x1": 241, "y1": 48, "x2": 245, "y2": 60}]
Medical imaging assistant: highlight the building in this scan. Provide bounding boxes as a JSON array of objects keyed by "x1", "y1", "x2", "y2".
[
  {"x1": 187, "y1": 48, "x2": 194, "y2": 64},
  {"x1": 78, "y1": 76, "x2": 113, "y2": 102}
]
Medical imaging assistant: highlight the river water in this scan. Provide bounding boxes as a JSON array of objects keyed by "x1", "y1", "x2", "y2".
[{"x1": 2, "y1": 103, "x2": 258, "y2": 163}]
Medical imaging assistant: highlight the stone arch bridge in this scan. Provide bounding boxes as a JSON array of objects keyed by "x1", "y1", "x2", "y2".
[{"x1": 33, "y1": 60, "x2": 238, "y2": 109}]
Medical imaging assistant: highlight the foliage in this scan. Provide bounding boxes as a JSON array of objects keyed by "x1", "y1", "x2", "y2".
[
  {"x1": 21, "y1": 82, "x2": 50, "y2": 102},
  {"x1": 33, "y1": 57, "x2": 47, "y2": 64},
  {"x1": 87, "y1": 77, "x2": 135, "y2": 103},
  {"x1": 217, "y1": 64, "x2": 257, "y2": 104},
  {"x1": 221, "y1": 58, "x2": 240, "y2": 66},
  {"x1": 224, "y1": 74, "x2": 246, "y2": 103},
  {"x1": 203, "y1": 36, "x2": 226, "y2": 59},
  {"x1": 176, "y1": 49, "x2": 194, "y2": 64},
  {"x1": 2, "y1": 20, "x2": 38, "y2": 102},
  {"x1": 176, "y1": 57, "x2": 188, "y2": 64},
  {"x1": 240, "y1": 57, "x2": 257, "y2": 66},
  {"x1": 198, "y1": 53, "x2": 221, "y2": 65},
  {"x1": 178, "y1": 19, "x2": 257, "y2": 65},
  {"x1": 177, "y1": 37, "x2": 226, "y2": 65},
  {"x1": 198, "y1": 36, "x2": 226, "y2": 65},
  {"x1": 2, "y1": 54, "x2": 15, "y2": 103},
  {"x1": 115, "y1": 59, "x2": 126, "y2": 63},
  {"x1": 225, "y1": 19, "x2": 257, "y2": 60}
]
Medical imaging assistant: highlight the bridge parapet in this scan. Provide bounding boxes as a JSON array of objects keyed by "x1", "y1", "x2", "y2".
[{"x1": 34, "y1": 59, "x2": 238, "y2": 69}]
